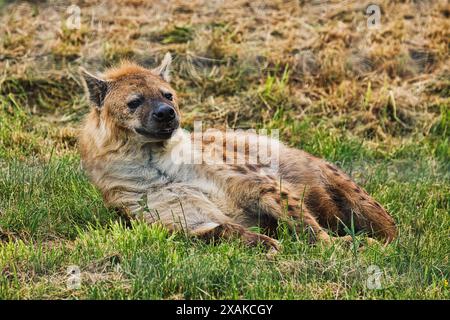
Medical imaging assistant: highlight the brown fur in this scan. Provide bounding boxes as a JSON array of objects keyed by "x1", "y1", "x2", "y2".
[{"x1": 79, "y1": 55, "x2": 397, "y2": 250}]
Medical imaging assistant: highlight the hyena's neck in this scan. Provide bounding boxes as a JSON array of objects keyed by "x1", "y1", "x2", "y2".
[{"x1": 80, "y1": 113, "x2": 163, "y2": 195}]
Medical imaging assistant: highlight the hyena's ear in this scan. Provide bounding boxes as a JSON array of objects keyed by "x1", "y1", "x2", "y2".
[
  {"x1": 80, "y1": 68, "x2": 109, "y2": 108},
  {"x1": 152, "y1": 52, "x2": 172, "y2": 82}
]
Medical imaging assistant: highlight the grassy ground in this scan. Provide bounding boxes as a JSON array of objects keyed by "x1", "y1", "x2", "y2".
[{"x1": 0, "y1": 0, "x2": 449, "y2": 299}]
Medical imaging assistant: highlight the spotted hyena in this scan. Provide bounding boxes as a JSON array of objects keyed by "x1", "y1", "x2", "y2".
[{"x1": 79, "y1": 53, "x2": 396, "y2": 250}]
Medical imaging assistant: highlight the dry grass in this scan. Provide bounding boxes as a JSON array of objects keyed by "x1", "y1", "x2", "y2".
[{"x1": 1, "y1": 0, "x2": 448, "y2": 141}]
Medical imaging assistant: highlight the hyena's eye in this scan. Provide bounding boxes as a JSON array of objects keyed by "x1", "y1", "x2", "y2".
[
  {"x1": 163, "y1": 92, "x2": 173, "y2": 101},
  {"x1": 127, "y1": 96, "x2": 144, "y2": 110}
]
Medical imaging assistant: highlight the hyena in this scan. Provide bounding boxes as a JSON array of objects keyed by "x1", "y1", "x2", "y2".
[{"x1": 79, "y1": 53, "x2": 396, "y2": 250}]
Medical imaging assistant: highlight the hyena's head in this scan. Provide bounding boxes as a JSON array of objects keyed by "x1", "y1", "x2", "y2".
[{"x1": 81, "y1": 53, "x2": 180, "y2": 141}]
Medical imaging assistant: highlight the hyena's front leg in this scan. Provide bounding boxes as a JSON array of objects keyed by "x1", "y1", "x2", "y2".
[{"x1": 139, "y1": 183, "x2": 280, "y2": 250}]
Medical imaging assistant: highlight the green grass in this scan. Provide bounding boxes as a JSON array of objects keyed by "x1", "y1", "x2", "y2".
[{"x1": 0, "y1": 93, "x2": 448, "y2": 299}]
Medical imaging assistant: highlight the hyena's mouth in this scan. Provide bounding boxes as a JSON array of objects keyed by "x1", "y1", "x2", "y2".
[{"x1": 135, "y1": 127, "x2": 177, "y2": 139}]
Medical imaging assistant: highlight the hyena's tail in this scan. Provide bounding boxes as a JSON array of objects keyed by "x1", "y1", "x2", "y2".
[{"x1": 307, "y1": 161, "x2": 397, "y2": 243}]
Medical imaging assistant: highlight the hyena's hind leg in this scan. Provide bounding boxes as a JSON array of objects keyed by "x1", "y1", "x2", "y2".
[
  {"x1": 278, "y1": 150, "x2": 396, "y2": 243},
  {"x1": 142, "y1": 183, "x2": 280, "y2": 251},
  {"x1": 220, "y1": 170, "x2": 337, "y2": 244}
]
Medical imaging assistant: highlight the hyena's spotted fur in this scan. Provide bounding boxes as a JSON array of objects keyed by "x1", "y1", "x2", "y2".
[{"x1": 79, "y1": 54, "x2": 396, "y2": 250}]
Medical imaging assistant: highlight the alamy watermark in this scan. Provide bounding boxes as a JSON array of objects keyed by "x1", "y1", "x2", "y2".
[
  {"x1": 66, "y1": 265, "x2": 81, "y2": 290},
  {"x1": 366, "y1": 4, "x2": 381, "y2": 29},
  {"x1": 366, "y1": 264, "x2": 383, "y2": 290},
  {"x1": 168, "y1": 122, "x2": 280, "y2": 168}
]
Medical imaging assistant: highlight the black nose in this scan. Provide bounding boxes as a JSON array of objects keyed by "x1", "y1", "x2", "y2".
[{"x1": 152, "y1": 103, "x2": 176, "y2": 122}]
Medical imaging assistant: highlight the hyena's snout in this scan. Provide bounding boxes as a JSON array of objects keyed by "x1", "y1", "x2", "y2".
[
  {"x1": 137, "y1": 101, "x2": 179, "y2": 140},
  {"x1": 152, "y1": 102, "x2": 176, "y2": 123}
]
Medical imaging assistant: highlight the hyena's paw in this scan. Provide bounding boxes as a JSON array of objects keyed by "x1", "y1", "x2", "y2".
[
  {"x1": 219, "y1": 223, "x2": 281, "y2": 252},
  {"x1": 338, "y1": 235, "x2": 381, "y2": 247},
  {"x1": 315, "y1": 232, "x2": 353, "y2": 246},
  {"x1": 197, "y1": 222, "x2": 280, "y2": 252},
  {"x1": 357, "y1": 237, "x2": 388, "y2": 252},
  {"x1": 241, "y1": 231, "x2": 281, "y2": 252},
  {"x1": 318, "y1": 233, "x2": 381, "y2": 250}
]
